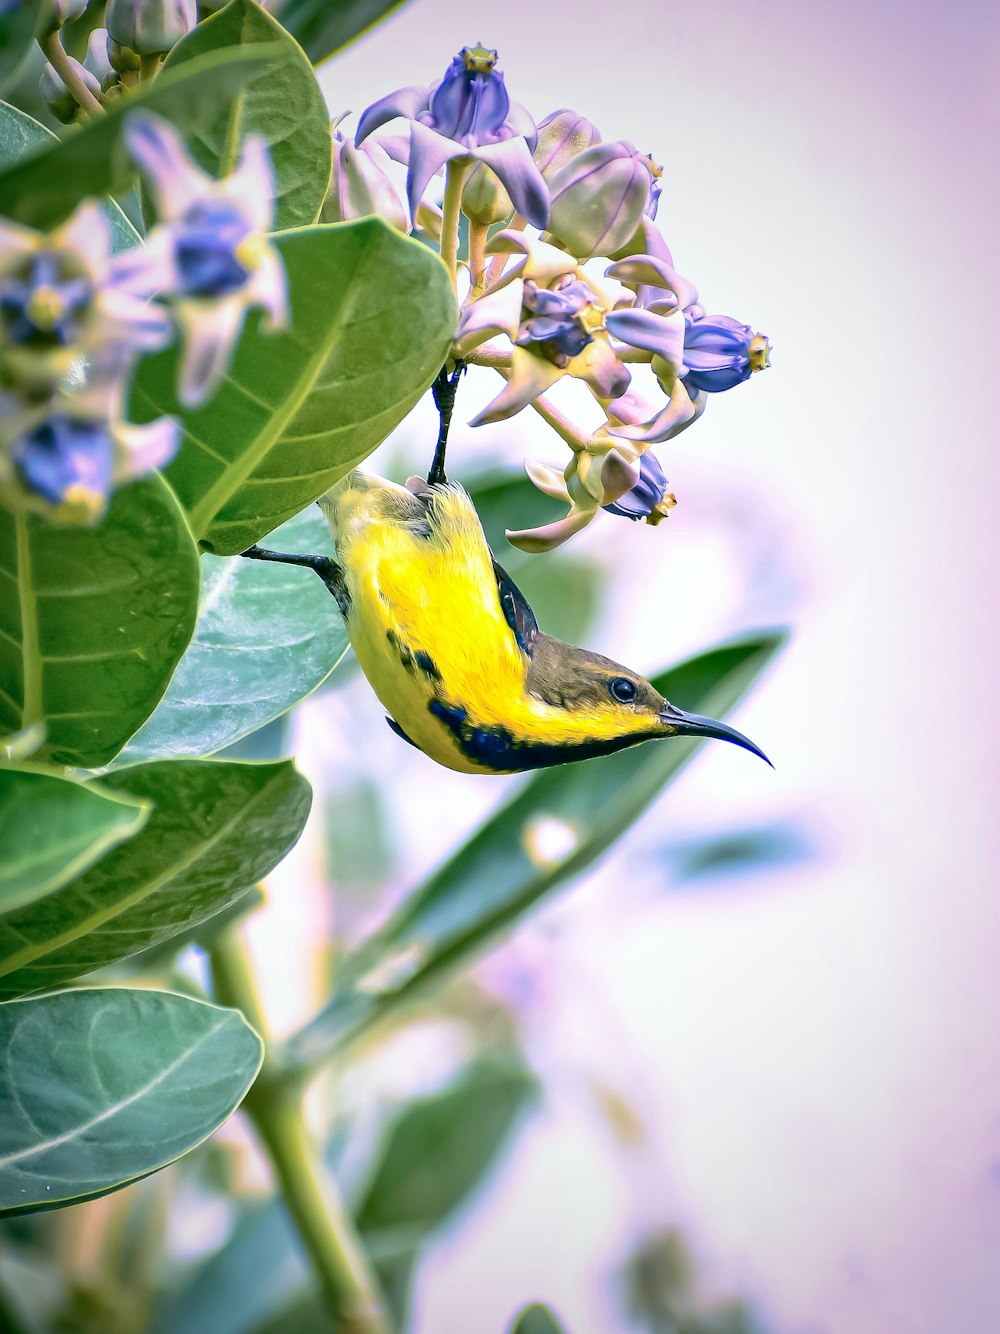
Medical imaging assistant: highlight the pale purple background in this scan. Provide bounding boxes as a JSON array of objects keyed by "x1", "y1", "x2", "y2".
[{"x1": 254, "y1": 3, "x2": 1000, "y2": 1330}]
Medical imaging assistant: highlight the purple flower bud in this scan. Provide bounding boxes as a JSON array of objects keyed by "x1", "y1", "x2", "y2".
[
  {"x1": 39, "y1": 59, "x2": 102, "y2": 124},
  {"x1": 11, "y1": 416, "x2": 113, "y2": 512},
  {"x1": 602, "y1": 450, "x2": 675, "y2": 524},
  {"x1": 41, "y1": 0, "x2": 88, "y2": 31},
  {"x1": 423, "y1": 44, "x2": 510, "y2": 147},
  {"x1": 547, "y1": 141, "x2": 654, "y2": 260},
  {"x1": 682, "y1": 314, "x2": 771, "y2": 393},
  {"x1": 323, "y1": 134, "x2": 407, "y2": 231},
  {"x1": 84, "y1": 28, "x2": 115, "y2": 87},
  {"x1": 106, "y1": 0, "x2": 196, "y2": 56},
  {"x1": 533, "y1": 109, "x2": 601, "y2": 179}
]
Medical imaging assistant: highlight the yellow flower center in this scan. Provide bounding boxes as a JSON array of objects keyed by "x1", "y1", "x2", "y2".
[
  {"x1": 460, "y1": 44, "x2": 498, "y2": 74},
  {"x1": 750, "y1": 333, "x2": 770, "y2": 372},
  {"x1": 234, "y1": 233, "x2": 266, "y2": 273},
  {"x1": 26, "y1": 286, "x2": 66, "y2": 331}
]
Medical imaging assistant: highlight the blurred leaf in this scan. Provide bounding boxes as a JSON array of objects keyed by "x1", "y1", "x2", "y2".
[
  {"x1": 0, "y1": 767, "x2": 148, "y2": 914},
  {"x1": 160, "y1": 0, "x2": 330, "y2": 230},
  {"x1": 0, "y1": 988, "x2": 262, "y2": 1216},
  {"x1": 356, "y1": 1063, "x2": 536, "y2": 1235},
  {"x1": 0, "y1": 758, "x2": 311, "y2": 998},
  {"x1": 274, "y1": 0, "x2": 410, "y2": 64},
  {"x1": 218, "y1": 715, "x2": 292, "y2": 762},
  {"x1": 468, "y1": 470, "x2": 604, "y2": 643},
  {"x1": 0, "y1": 477, "x2": 200, "y2": 769},
  {"x1": 135, "y1": 220, "x2": 455, "y2": 555},
  {"x1": 286, "y1": 632, "x2": 785, "y2": 1069},
  {"x1": 511, "y1": 1304, "x2": 570, "y2": 1334},
  {"x1": 323, "y1": 779, "x2": 395, "y2": 889},
  {"x1": 0, "y1": 98, "x2": 140, "y2": 250},
  {"x1": 667, "y1": 819, "x2": 816, "y2": 884},
  {"x1": 127, "y1": 886, "x2": 265, "y2": 972},
  {"x1": 0, "y1": 6, "x2": 36, "y2": 95},
  {"x1": 0, "y1": 45, "x2": 276, "y2": 229},
  {"x1": 118, "y1": 508, "x2": 347, "y2": 763}
]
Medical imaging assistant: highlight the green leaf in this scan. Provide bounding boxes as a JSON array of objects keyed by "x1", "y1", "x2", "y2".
[
  {"x1": 0, "y1": 45, "x2": 277, "y2": 230},
  {"x1": 285, "y1": 632, "x2": 785, "y2": 1069},
  {"x1": 0, "y1": 98, "x2": 139, "y2": 251},
  {"x1": 355, "y1": 1064, "x2": 536, "y2": 1237},
  {"x1": 119, "y1": 507, "x2": 347, "y2": 763},
  {"x1": 0, "y1": 988, "x2": 262, "y2": 1216},
  {"x1": 160, "y1": 0, "x2": 331, "y2": 230},
  {"x1": 0, "y1": 758, "x2": 311, "y2": 998},
  {"x1": 274, "y1": 0, "x2": 411, "y2": 64},
  {"x1": 0, "y1": 767, "x2": 149, "y2": 914},
  {"x1": 135, "y1": 220, "x2": 455, "y2": 555},
  {"x1": 0, "y1": 476, "x2": 200, "y2": 770},
  {"x1": 0, "y1": 9, "x2": 38, "y2": 97}
]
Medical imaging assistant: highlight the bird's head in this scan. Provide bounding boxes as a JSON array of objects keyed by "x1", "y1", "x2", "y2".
[{"x1": 523, "y1": 633, "x2": 771, "y2": 765}]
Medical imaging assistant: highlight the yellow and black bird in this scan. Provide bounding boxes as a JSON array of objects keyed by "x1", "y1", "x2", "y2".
[{"x1": 244, "y1": 469, "x2": 769, "y2": 776}]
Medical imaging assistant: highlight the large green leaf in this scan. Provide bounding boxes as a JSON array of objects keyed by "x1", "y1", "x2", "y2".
[
  {"x1": 284, "y1": 632, "x2": 785, "y2": 1070},
  {"x1": 0, "y1": 99, "x2": 139, "y2": 251},
  {"x1": 0, "y1": 5, "x2": 36, "y2": 95},
  {"x1": 0, "y1": 988, "x2": 262, "y2": 1216},
  {"x1": 0, "y1": 757, "x2": 311, "y2": 998},
  {"x1": 160, "y1": 0, "x2": 331, "y2": 230},
  {"x1": 510, "y1": 1305, "x2": 570, "y2": 1334},
  {"x1": 0, "y1": 767, "x2": 149, "y2": 914},
  {"x1": 0, "y1": 45, "x2": 277, "y2": 230},
  {"x1": 119, "y1": 507, "x2": 347, "y2": 763},
  {"x1": 274, "y1": 0, "x2": 411, "y2": 64},
  {"x1": 136, "y1": 220, "x2": 455, "y2": 554},
  {"x1": 0, "y1": 476, "x2": 200, "y2": 769}
]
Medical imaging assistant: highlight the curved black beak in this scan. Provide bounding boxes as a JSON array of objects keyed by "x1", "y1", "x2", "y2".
[{"x1": 660, "y1": 702, "x2": 772, "y2": 767}]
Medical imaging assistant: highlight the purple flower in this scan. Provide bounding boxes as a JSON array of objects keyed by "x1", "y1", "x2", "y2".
[
  {"x1": 602, "y1": 450, "x2": 675, "y2": 525},
  {"x1": 356, "y1": 45, "x2": 549, "y2": 229},
  {"x1": 546, "y1": 141, "x2": 655, "y2": 260},
  {"x1": 323, "y1": 130, "x2": 408, "y2": 231},
  {"x1": 682, "y1": 313, "x2": 771, "y2": 392},
  {"x1": 11, "y1": 417, "x2": 114, "y2": 510},
  {"x1": 122, "y1": 112, "x2": 287, "y2": 407},
  {"x1": 106, "y1": 0, "x2": 196, "y2": 56}
]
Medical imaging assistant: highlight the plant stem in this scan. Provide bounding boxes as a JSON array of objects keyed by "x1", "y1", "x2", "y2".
[
  {"x1": 208, "y1": 928, "x2": 390, "y2": 1334},
  {"x1": 466, "y1": 219, "x2": 489, "y2": 303},
  {"x1": 488, "y1": 365, "x2": 590, "y2": 454},
  {"x1": 440, "y1": 158, "x2": 471, "y2": 289},
  {"x1": 38, "y1": 30, "x2": 104, "y2": 117},
  {"x1": 484, "y1": 214, "x2": 527, "y2": 287},
  {"x1": 138, "y1": 53, "x2": 162, "y2": 83}
]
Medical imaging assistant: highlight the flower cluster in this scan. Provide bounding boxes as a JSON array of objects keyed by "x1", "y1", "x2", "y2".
[
  {"x1": 343, "y1": 46, "x2": 771, "y2": 550},
  {"x1": 0, "y1": 114, "x2": 284, "y2": 524}
]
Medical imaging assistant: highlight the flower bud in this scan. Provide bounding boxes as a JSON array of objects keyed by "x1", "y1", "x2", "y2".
[
  {"x1": 602, "y1": 450, "x2": 676, "y2": 524},
  {"x1": 106, "y1": 0, "x2": 196, "y2": 57},
  {"x1": 461, "y1": 161, "x2": 513, "y2": 226},
  {"x1": 39, "y1": 59, "x2": 101, "y2": 124},
  {"x1": 547, "y1": 141, "x2": 654, "y2": 260},
  {"x1": 108, "y1": 38, "x2": 141, "y2": 73},
  {"x1": 533, "y1": 109, "x2": 601, "y2": 179},
  {"x1": 322, "y1": 135, "x2": 408, "y2": 232},
  {"x1": 83, "y1": 28, "x2": 114, "y2": 87},
  {"x1": 682, "y1": 314, "x2": 771, "y2": 393},
  {"x1": 40, "y1": 0, "x2": 89, "y2": 33}
]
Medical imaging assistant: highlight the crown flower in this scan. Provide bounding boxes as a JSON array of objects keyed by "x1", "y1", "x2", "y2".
[
  {"x1": 356, "y1": 44, "x2": 549, "y2": 229},
  {"x1": 323, "y1": 129, "x2": 408, "y2": 231},
  {"x1": 122, "y1": 112, "x2": 287, "y2": 407}
]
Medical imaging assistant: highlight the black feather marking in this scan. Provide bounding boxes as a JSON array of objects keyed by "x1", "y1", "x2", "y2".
[
  {"x1": 386, "y1": 716, "x2": 420, "y2": 749},
  {"x1": 491, "y1": 558, "x2": 538, "y2": 656}
]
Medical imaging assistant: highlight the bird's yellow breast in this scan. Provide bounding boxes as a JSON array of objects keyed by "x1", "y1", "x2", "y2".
[{"x1": 321, "y1": 474, "x2": 528, "y2": 773}]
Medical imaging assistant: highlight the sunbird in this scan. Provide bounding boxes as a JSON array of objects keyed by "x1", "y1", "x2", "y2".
[{"x1": 243, "y1": 469, "x2": 769, "y2": 776}]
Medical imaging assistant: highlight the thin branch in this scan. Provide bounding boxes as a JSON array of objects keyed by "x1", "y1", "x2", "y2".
[{"x1": 38, "y1": 29, "x2": 104, "y2": 117}]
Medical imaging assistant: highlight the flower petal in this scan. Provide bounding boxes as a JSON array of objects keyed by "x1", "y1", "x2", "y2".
[
  {"x1": 455, "y1": 278, "x2": 524, "y2": 351},
  {"x1": 227, "y1": 134, "x2": 276, "y2": 230},
  {"x1": 53, "y1": 202, "x2": 112, "y2": 277},
  {"x1": 506, "y1": 504, "x2": 596, "y2": 553},
  {"x1": 606, "y1": 255, "x2": 699, "y2": 310},
  {"x1": 524, "y1": 457, "x2": 571, "y2": 501},
  {"x1": 245, "y1": 249, "x2": 288, "y2": 330},
  {"x1": 606, "y1": 306, "x2": 685, "y2": 369},
  {"x1": 609, "y1": 381, "x2": 705, "y2": 444},
  {"x1": 174, "y1": 294, "x2": 245, "y2": 408},
  {"x1": 124, "y1": 111, "x2": 209, "y2": 220},
  {"x1": 474, "y1": 137, "x2": 549, "y2": 229},
  {"x1": 469, "y1": 347, "x2": 563, "y2": 425},
  {"x1": 356, "y1": 85, "x2": 429, "y2": 144},
  {"x1": 405, "y1": 121, "x2": 462, "y2": 220},
  {"x1": 485, "y1": 230, "x2": 576, "y2": 284},
  {"x1": 111, "y1": 415, "x2": 179, "y2": 482},
  {"x1": 571, "y1": 338, "x2": 630, "y2": 399},
  {"x1": 600, "y1": 449, "x2": 641, "y2": 504}
]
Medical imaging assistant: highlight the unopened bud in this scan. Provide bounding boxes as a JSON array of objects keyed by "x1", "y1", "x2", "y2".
[
  {"x1": 108, "y1": 38, "x2": 141, "y2": 73},
  {"x1": 39, "y1": 59, "x2": 101, "y2": 124},
  {"x1": 83, "y1": 28, "x2": 114, "y2": 86},
  {"x1": 547, "y1": 141, "x2": 654, "y2": 260},
  {"x1": 461, "y1": 161, "x2": 513, "y2": 226},
  {"x1": 106, "y1": 0, "x2": 196, "y2": 57},
  {"x1": 322, "y1": 135, "x2": 407, "y2": 232},
  {"x1": 533, "y1": 109, "x2": 602, "y2": 179},
  {"x1": 40, "y1": 0, "x2": 89, "y2": 33}
]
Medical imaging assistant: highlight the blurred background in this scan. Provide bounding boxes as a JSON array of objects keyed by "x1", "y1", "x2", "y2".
[
  {"x1": 4, "y1": 1, "x2": 999, "y2": 1331},
  {"x1": 275, "y1": 2, "x2": 998, "y2": 1329}
]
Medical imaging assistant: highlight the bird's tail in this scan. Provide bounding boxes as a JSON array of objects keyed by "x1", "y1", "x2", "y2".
[{"x1": 317, "y1": 469, "x2": 431, "y2": 551}]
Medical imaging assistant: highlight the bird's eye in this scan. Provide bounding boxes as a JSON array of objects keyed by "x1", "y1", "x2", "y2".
[{"x1": 608, "y1": 676, "x2": 638, "y2": 703}]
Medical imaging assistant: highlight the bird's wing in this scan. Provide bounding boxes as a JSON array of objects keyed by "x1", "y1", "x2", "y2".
[{"x1": 491, "y1": 557, "x2": 538, "y2": 656}]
